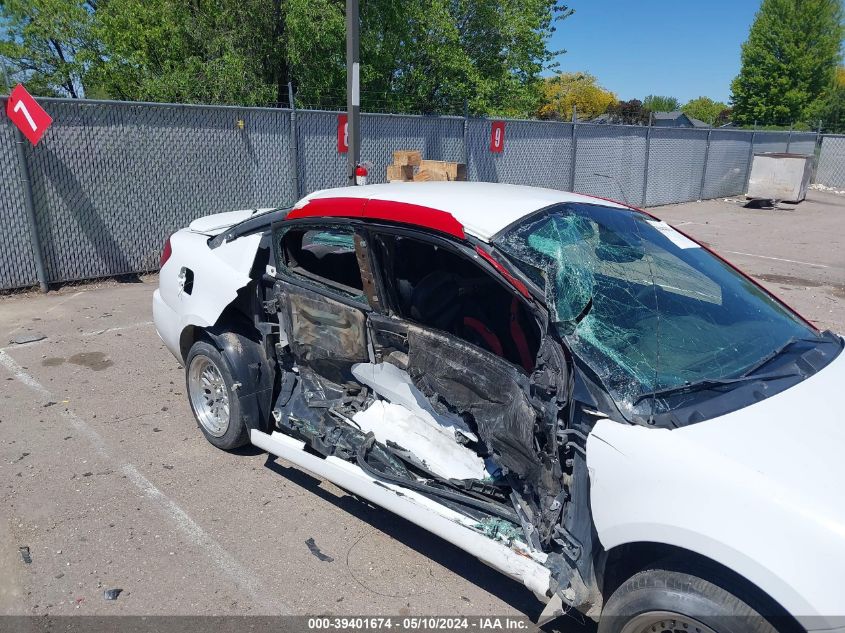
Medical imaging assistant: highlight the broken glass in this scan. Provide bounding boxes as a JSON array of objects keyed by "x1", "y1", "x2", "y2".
[{"x1": 494, "y1": 203, "x2": 818, "y2": 420}]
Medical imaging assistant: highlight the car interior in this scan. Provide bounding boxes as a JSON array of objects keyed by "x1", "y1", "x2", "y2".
[{"x1": 373, "y1": 233, "x2": 540, "y2": 372}]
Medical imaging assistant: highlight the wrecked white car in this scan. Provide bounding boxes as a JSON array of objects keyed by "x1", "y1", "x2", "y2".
[{"x1": 153, "y1": 182, "x2": 844, "y2": 633}]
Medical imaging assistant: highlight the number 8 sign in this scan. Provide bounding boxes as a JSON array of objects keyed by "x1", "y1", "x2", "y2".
[
  {"x1": 5, "y1": 84, "x2": 53, "y2": 146},
  {"x1": 489, "y1": 120, "x2": 505, "y2": 153}
]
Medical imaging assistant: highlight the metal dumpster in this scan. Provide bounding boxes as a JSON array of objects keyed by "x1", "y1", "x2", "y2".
[{"x1": 747, "y1": 152, "x2": 814, "y2": 203}]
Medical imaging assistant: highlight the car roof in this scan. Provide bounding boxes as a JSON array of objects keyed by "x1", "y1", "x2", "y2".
[{"x1": 293, "y1": 182, "x2": 628, "y2": 242}]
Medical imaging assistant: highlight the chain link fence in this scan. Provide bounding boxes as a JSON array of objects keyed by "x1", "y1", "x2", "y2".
[
  {"x1": 815, "y1": 135, "x2": 845, "y2": 188},
  {"x1": 0, "y1": 96, "x2": 838, "y2": 291}
]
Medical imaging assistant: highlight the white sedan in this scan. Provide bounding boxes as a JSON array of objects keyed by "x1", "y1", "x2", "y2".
[{"x1": 153, "y1": 182, "x2": 844, "y2": 633}]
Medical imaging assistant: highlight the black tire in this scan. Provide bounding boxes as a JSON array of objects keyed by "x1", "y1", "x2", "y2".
[
  {"x1": 185, "y1": 340, "x2": 249, "y2": 450},
  {"x1": 598, "y1": 566, "x2": 781, "y2": 633}
]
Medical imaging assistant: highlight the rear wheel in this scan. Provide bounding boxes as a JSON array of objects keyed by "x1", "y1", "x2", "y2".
[
  {"x1": 185, "y1": 340, "x2": 248, "y2": 450},
  {"x1": 599, "y1": 567, "x2": 780, "y2": 633}
]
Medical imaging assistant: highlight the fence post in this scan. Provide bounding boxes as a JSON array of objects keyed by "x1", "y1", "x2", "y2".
[
  {"x1": 1, "y1": 56, "x2": 49, "y2": 292},
  {"x1": 786, "y1": 123, "x2": 792, "y2": 153},
  {"x1": 813, "y1": 120, "x2": 823, "y2": 183},
  {"x1": 699, "y1": 127, "x2": 712, "y2": 201},
  {"x1": 640, "y1": 112, "x2": 653, "y2": 207},
  {"x1": 12, "y1": 127, "x2": 49, "y2": 292},
  {"x1": 287, "y1": 82, "x2": 300, "y2": 201},
  {"x1": 743, "y1": 129, "x2": 757, "y2": 194},
  {"x1": 462, "y1": 99, "x2": 469, "y2": 167},
  {"x1": 568, "y1": 106, "x2": 577, "y2": 192}
]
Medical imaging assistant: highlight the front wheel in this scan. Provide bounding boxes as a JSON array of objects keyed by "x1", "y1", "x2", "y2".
[
  {"x1": 599, "y1": 567, "x2": 781, "y2": 633},
  {"x1": 185, "y1": 340, "x2": 248, "y2": 450}
]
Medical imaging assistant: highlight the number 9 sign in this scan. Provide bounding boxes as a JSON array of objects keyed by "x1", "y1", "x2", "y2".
[
  {"x1": 489, "y1": 120, "x2": 505, "y2": 153},
  {"x1": 5, "y1": 84, "x2": 53, "y2": 146}
]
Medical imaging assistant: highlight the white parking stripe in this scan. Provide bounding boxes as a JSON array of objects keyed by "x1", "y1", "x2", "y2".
[
  {"x1": 0, "y1": 349, "x2": 287, "y2": 615},
  {"x1": 724, "y1": 250, "x2": 829, "y2": 269},
  {"x1": 1, "y1": 320, "x2": 155, "y2": 352},
  {"x1": 81, "y1": 320, "x2": 154, "y2": 337}
]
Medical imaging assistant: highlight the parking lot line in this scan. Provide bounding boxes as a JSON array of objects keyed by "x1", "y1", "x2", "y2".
[
  {"x1": 723, "y1": 250, "x2": 830, "y2": 269},
  {"x1": 0, "y1": 348, "x2": 288, "y2": 615}
]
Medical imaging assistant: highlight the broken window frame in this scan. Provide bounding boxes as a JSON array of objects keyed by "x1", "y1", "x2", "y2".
[
  {"x1": 364, "y1": 222, "x2": 545, "y2": 376},
  {"x1": 274, "y1": 221, "x2": 370, "y2": 304}
]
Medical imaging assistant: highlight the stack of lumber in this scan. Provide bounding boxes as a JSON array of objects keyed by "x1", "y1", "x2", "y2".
[{"x1": 386, "y1": 150, "x2": 467, "y2": 182}]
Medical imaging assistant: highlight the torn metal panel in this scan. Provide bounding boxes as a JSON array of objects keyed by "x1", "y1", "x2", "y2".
[
  {"x1": 282, "y1": 284, "x2": 369, "y2": 385},
  {"x1": 351, "y1": 362, "x2": 478, "y2": 442},
  {"x1": 405, "y1": 326, "x2": 539, "y2": 479},
  {"x1": 352, "y1": 400, "x2": 487, "y2": 480}
]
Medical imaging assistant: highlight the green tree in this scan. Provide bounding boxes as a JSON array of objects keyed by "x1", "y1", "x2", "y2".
[
  {"x1": 642, "y1": 94, "x2": 680, "y2": 112},
  {"x1": 731, "y1": 0, "x2": 844, "y2": 126},
  {"x1": 2, "y1": 0, "x2": 573, "y2": 115},
  {"x1": 682, "y1": 96, "x2": 729, "y2": 125},
  {"x1": 0, "y1": 0, "x2": 95, "y2": 97},
  {"x1": 88, "y1": 0, "x2": 288, "y2": 104},
  {"x1": 536, "y1": 71, "x2": 616, "y2": 120},
  {"x1": 606, "y1": 99, "x2": 651, "y2": 125},
  {"x1": 806, "y1": 66, "x2": 845, "y2": 132}
]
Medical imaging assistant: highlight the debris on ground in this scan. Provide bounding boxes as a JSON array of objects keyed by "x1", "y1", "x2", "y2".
[
  {"x1": 810, "y1": 183, "x2": 845, "y2": 195},
  {"x1": 9, "y1": 333, "x2": 46, "y2": 345},
  {"x1": 744, "y1": 197, "x2": 778, "y2": 209},
  {"x1": 103, "y1": 588, "x2": 123, "y2": 600},
  {"x1": 19, "y1": 546, "x2": 32, "y2": 564},
  {"x1": 305, "y1": 537, "x2": 334, "y2": 562}
]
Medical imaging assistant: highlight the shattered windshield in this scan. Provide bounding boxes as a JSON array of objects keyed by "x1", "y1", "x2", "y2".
[{"x1": 494, "y1": 203, "x2": 819, "y2": 418}]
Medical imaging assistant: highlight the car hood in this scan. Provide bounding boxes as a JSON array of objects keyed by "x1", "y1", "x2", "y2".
[
  {"x1": 675, "y1": 346, "x2": 845, "y2": 521},
  {"x1": 188, "y1": 208, "x2": 274, "y2": 235}
]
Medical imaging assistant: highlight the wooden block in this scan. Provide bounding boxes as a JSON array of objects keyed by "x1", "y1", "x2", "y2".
[
  {"x1": 386, "y1": 164, "x2": 414, "y2": 181},
  {"x1": 413, "y1": 169, "x2": 448, "y2": 182},
  {"x1": 393, "y1": 150, "x2": 422, "y2": 166},
  {"x1": 419, "y1": 160, "x2": 467, "y2": 181}
]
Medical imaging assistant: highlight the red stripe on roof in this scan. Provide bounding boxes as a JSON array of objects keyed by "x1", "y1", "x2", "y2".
[
  {"x1": 286, "y1": 196, "x2": 368, "y2": 220},
  {"x1": 286, "y1": 196, "x2": 465, "y2": 239},
  {"x1": 364, "y1": 199, "x2": 464, "y2": 238}
]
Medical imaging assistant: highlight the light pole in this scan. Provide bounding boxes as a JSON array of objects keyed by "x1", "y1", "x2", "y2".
[{"x1": 346, "y1": 0, "x2": 361, "y2": 184}]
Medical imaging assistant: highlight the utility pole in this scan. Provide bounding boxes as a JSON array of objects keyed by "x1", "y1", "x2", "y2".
[{"x1": 346, "y1": 0, "x2": 361, "y2": 185}]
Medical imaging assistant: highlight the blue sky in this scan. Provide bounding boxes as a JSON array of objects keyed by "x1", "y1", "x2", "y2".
[{"x1": 547, "y1": 0, "x2": 761, "y2": 105}]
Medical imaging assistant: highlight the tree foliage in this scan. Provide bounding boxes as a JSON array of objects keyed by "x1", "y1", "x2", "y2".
[
  {"x1": 806, "y1": 66, "x2": 845, "y2": 132},
  {"x1": 0, "y1": 0, "x2": 95, "y2": 98},
  {"x1": 1, "y1": 0, "x2": 573, "y2": 115},
  {"x1": 642, "y1": 94, "x2": 680, "y2": 112},
  {"x1": 682, "y1": 96, "x2": 729, "y2": 125},
  {"x1": 730, "y1": 0, "x2": 844, "y2": 126},
  {"x1": 536, "y1": 71, "x2": 616, "y2": 120},
  {"x1": 606, "y1": 99, "x2": 651, "y2": 125}
]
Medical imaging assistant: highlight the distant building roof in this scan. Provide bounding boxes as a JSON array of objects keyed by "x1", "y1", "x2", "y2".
[
  {"x1": 585, "y1": 111, "x2": 712, "y2": 127},
  {"x1": 652, "y1": 111, "x2": 710, "y2": 128}
]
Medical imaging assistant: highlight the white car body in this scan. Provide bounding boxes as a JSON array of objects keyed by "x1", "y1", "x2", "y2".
[{"x1": 154, "y1": 183, "x2": 845, "y2": 630}]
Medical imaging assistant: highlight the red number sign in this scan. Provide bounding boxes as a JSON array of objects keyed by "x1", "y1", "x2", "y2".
[
  {"x1": 5, "y1": 84, "x2": 52, "y2": 146},
  {"x1": 490, "y1": 120, "x2": 505, "y2": 153},
  {"x1": 337, "y1": 114, "x2": 348, "y2": 153}
]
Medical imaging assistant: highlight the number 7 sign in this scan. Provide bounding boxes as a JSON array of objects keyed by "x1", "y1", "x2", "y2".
[{"x1": 5, "y1": 84, "x2": 53, "y2": 146}]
